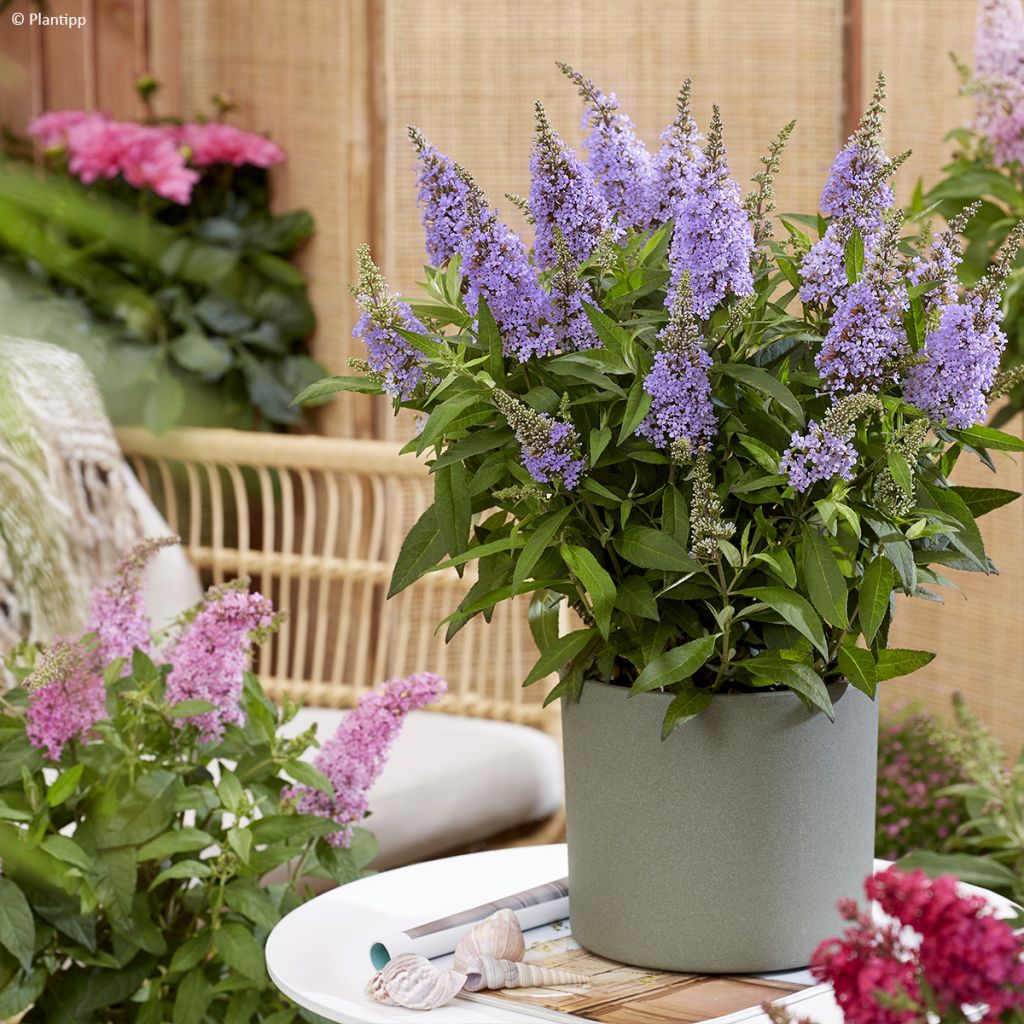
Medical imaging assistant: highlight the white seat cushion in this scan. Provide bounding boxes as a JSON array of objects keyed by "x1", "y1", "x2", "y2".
[{"x1": 280, "y1": 709, "x2": 563, "y2": 869}]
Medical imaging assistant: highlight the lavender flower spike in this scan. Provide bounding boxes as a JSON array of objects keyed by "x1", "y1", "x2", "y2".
[
  {"x1": 459, "y1": 169, "x2": 554, "y2": 361},
  {"x1": 667, "y1": 105, "x2": 754, "y2": 320},
  {"x1": 650, "y1": 79, "x2": 705, "y2": 225},
  {"x1": 557, "y1": 62, "x2": 654, "y2": 231},
  {"x1": 408, "y1": 126, "x2": 469, "y2": 265},
  {"x1": 908, "y1": 202, "x2": 980, "y2": 311},
  {"x1": 530, "y1": 100, "x2": 614, "y2": 268},
  {"x1": 352, "y1": 244, "x2": 433, "y2": 401},
  {"x1": 637, "y1": 274, "x2": 717, "y2": 451},
  {"x1": 547, "y1": 230, "x2": 601, "y2": 352},
  {"x1": 492, "y1": 389, "x2": 587, "y2": 490},
  {"x1": 819, "y1": 73, "x2": 894, "y2": 233},
  {"x1": 780, "y1": 393, "x2": 883, "y2": 493},
  {"x1": 815, "y1": 214, "x2": 910, "y2": 395},
  {"x1": 975, "y1": 0, "x2": 1024, "y2": 81}
]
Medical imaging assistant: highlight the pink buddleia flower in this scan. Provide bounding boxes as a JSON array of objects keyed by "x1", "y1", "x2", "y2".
[
  {"x1": 28, "y1": 109, "x2": 91, "y2": 148},
  {"x1": 164, "y1": 586, "x2": 277, "y2": 742},
  {"x1": 89, "y1": 536, "x2": 178, "y2": 663},
  {"x1": 288, "y1": 673, "x2": 447, "y2": 847},
  {"x1": 25, "y1": 639, "x2": 106, "y2": 761},
  {"x1": 176, "y1": 122, "x2": 285, "y2": 168}
]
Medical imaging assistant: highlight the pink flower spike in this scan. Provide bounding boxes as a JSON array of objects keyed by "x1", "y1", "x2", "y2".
[
  {"x1": 25, "y1": 638, "x2": 106, "y2": 761},
  {"x1": 164, "y1": 587, "x2": 277, "y2": 742},
  {"x1": 288, "y1": 673, "x2": 447, "y2": 847}
]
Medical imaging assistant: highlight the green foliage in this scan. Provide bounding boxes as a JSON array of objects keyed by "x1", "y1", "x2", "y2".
[
  {"x1": 0, "y1": 152, "x2": 321, "y2": 432},
  {"x1": 304, "y1": 187, "x2": 1020, "y2": 740},
  {"x1": 899, "y1": 694, "x2": 1024, "y2": 912},
  {"x1": 0, "y1": 667, "x2": 374, "y2": 1021}
]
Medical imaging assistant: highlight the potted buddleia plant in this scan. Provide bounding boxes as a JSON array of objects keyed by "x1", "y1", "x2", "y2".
[{"x1": 297, "y1": 69, "x2": 1023, "y2": 973}]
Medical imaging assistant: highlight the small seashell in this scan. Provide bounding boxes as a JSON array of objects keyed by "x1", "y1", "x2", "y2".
[
  {"x1": 364, "y1": 971, "x2": 395, "y2": 1004},
  {"x1": 453, "y1": 908, "x2": 526, "y2": 971},
  {"x1": 367, "y1": 953, "x2": 467, "y2": 1010},
  {"x1": 461, "y1": 955, "x2": 590, "y2": 992}
]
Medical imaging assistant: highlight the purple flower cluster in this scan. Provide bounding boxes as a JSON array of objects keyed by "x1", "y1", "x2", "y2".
[
  {"x1": 903, "y1": 294, "x2": 1008, "y2": 427},
  {"x1": 974, "y1": 1, "x2": 1024, "y2": 164},
  {"x1": 650, "y1": 80, "x2": 704, "y2": 225},
  {"x1": 667, "y1": 106, "x2": 754, "y2": 319},
  {"x1": 636, "y1": 282, "x2": 717, "y2": 450},
  {"x1": 165, "y1": 587, "x2": 276, "y2": 742},
  {"x1": 460, "y1": 183, "x2": 553, "y2": 361},
  {"x1": 908, "y1": 224, "x2": 967, "y2": 312},
  {"x1": 352, "y1": 245, "x2": 433, "y2": 400},
  {"x1": 547, "y1": 265, "x2": 600, "y2": 352},
  {"x1": 25, "y1": 639, "x2": 106, "y2": 760},
  {"x1": 289, "y1": 673, "x2": 446, "y2": 847},
  {"x1": 798, "y1": 221, "x2": 851, "y2": 307},
  {"x1": 529, "y1": 101, "x2": 614, "y2": 268},
  {"x1": 815, "y1": 222, "x2": 909, "y2": 394},
  {"x1": 977, "y1": 0, "x2": 1024, "y2": 78},
  {"x1": 492, "y1": 389, "x2": 587, "y2": 490},
  {"x1": 779, "y1": 420, "x2": 858, "y2": 493},
  {"x1": 578, "y1": 88, "x2": 654, "y2": 230},
  {"x1": 819, "y1": 143, "x2": 895, "y2": 235},
  {"x1": 408, "y1": 127, "x2": 469, "y2": 265}
]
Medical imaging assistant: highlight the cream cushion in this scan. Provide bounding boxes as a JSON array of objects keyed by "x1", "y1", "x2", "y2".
[{"x1": 280, "y1": 708, "x2": 563, "y2": 869}]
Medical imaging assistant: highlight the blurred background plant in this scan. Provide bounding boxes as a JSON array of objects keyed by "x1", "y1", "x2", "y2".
[
  {"x1": 875, "y1": 705, "x2": 969, "y2": 861},
  {"x1": 0, "y1": 79, "x2": 323, "y2": 433},
  {"x1": 922, "y1": 0, "x2": 1024, "y2": 426}
]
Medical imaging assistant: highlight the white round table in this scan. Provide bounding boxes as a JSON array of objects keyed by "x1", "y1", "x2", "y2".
[{"x1": 265, "y1": 844, "x2": 1015, "y2": 1024}]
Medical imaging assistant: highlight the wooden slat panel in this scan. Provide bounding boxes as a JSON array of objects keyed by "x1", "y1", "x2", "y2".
[
  {"x1": 0, "y1": 0, "x2": 44, "y2": 132},
  {"x1": 40, "y1": 0, "x2": 95, "y2": 111},
  {"x1": 94, "y1": 0, "x2": 146, "y2": 118},
  {"x1": 146, "y1": 0, "x2": 181, "y2": 116}
]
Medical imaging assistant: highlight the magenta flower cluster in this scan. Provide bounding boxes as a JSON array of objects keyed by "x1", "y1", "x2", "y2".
[
  {"x1": 288, "y1": 673, "x2": 446, "y2": 847},
  {"x1": 28, "y1": 110, "x2": 284, "y2": 205},
  {"x1": 812, "y1": 866, "x2": 1024, "y2": 1023}
]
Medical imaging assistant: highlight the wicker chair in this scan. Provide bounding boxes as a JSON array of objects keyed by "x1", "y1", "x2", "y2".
[{"x1": 115, "y1": 426, "x2": 563, "y2": 855}]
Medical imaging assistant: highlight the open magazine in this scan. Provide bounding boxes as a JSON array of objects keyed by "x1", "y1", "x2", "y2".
[{"x1": 369, "y1": 879, "x2": 832, "y2": 1023}]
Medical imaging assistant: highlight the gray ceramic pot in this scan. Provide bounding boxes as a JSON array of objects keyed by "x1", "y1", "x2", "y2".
[{"x1": 561, "y1": 680, "x2": 877, "y2": 973}]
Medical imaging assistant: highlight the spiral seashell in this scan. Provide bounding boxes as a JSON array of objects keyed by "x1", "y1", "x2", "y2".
[
  {"x1": 461, "y1": 955, "x2": 590, "y2": 992},
  {"x1": 366, "y1": 953, "x2": 467, "y2": 1010},
  {"x1": 453, "y1": 908, "x2": 526, "y2": 971}
]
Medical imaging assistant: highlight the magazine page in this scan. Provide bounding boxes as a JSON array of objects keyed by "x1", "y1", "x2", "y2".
[{"x1": 433, "y1": 920, "x2": 828, "y2": 1024}]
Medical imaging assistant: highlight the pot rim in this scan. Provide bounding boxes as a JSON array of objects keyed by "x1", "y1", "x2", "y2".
[{"x1": 577, "y1": 678, "x2": 852, "y2": 699}]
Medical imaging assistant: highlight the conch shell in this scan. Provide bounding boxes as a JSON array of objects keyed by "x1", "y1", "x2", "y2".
[
  {"x1": 365, "y1": 953, "x2": 467, "y2": 1010},
  {"x1": 462, "y1": 955, "x2": 590, "y2": 992},
  {"x1": 453, "y1": 908, "x2": 526, "y2": 971}
]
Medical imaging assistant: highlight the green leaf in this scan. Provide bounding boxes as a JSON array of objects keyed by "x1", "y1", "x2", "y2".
[
  {"x1": 170, "y1": 331, "x2": 233, "y2": 376},
  {"x1": 248, "y1": 814, "x2": 340, "y2": 844},
  {"x1": 388, "y1": 505, "x2": 448, "y2": 598},
  {"x1": 427, "y1": 534, "x2": 524, "y2": 573},
  {"x1": 661, "y1": 686, "x2": 714, "y2": 739},
  {"x1": 476, "y1": 298, "x2": 505, "y2": 383},
  {"x1": 951, "y1": 486, "x2": 1020, "y2": 518},
  {"x1": 528, "y1": 590, "x2": 562, "y2": 652},
  {"x1": 168, "y1": 935, "x2": 210, "y2": 976},
  {"x1": 896, "y1": 851, "x2": 1017, "y2": 893},
  {"x1": 0, "y1": 879, "x2": 34, "y2": 970},
  {"x1": 581, "y1": 301, "x2": 629, "y2": 359},
  {"x1": 716, "y1": 363, "x2": 805, "y2": 425},
  {"x1": 143, "y1": 374, "x2": 185, "y2": 436},
  {"x1": 46, "y1": 762, "x2": 84, "y2": 807},
  {"x1": 40, "y1": 835, "x2": 93, "y2": 872},
  {"x1": 918, "y1": 480, "x2": 988, "y2": 569},
  {"x1": 173, "y1": 968, "x2": 210, "y2": 1024},
  {"x1": 148, "y1": 860, "x2": 212, "y2": 890},
  {"x1": 216, "y1": 770, "x2": 245, "y2": 814},
  {"x1": 513, "y1": 509, "x2": 570, "y2": 593},
  {"x1": 838, "y1": 642, "x2": 878, "y2": 698},
  {"x1": 800, "y1": 528, "x2": 849, "y2": 628},
  {"x1": 216, "y1": 922, "x2": 267, "y2": 984},
  {"x1": 619, "y1": 377, "x2": 654, "y2": 444},
  {"x1": 745, "y1": 656, "x2": 834, "y2": 719},
  {"x1": 749, "y1": 549, "x2": 796, "y2": 588},
  {"x1": 170, "y1": 699, "x2": 218, "y2": 718},
  {"x1": 739, "y1": 587, "x2": 828, "y2": 657},
  {"x1": 282, "y1": 759, "x2": 334, "y2": 797},
  {"x1": 523, "y1": 629, "x2": 596, "y2": 687},
  {"x1": 589, "y1": 425, "x2": 613, "y2": 465},
  {"x1": 137, "y1": 828, "x2": 214, "y2": 862},
  {"x1": 95, "y1": 847, "x2": 137, "y2": 922},
  {"x1": 859, "y1": 555, "x2": 895, "y2": 645},
  {"x1": 615, "y1": 526, "x2": 701, "y2": 574},
  {"x1": 613, "y1": 576, "x2": 659, "y2": 620},
  {"x1": 844, "y1": 225, "x2": 865, "y2": 284},
  {"x1": 661, "y1": 485, "x2": 689, "y2": 548},
  {"x1": 874, "y1": 648, "x2": 935, "y2": 681},
  {"x1": 224, "y1": 879, "x2": 281, "y2": 930},
  {"x1": 952, "y1": 424, "x2": 1024, "y2": 452},
  {"x1": 94, "y1": 770, "x2": 178, "y2": 849},
  {"x1": 630, "y1": 635, "x2": 719, "y2": 695},
  {"x1": 292, "y1": 374, "x2": 381, "y2": 406},
  {"x1": 434, "y1": 461, "x2": 471, "y2": 561},
  {"x1": 416, "y1": 391, "x2": 483, "y2": 449},
  {"x1": 227, "y1": 826, "x2": 253, "y2": 865},
  {"x1": 561, "y1": 545, "x2": 615, "y2": 638},
  {"x1": 886, "y1": 452, "x2": 913, "y2": 496}
]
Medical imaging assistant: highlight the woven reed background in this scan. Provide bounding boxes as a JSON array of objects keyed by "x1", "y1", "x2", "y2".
[{"x1": 1, "y1": 0, "x2": 1023, "y2": 746}]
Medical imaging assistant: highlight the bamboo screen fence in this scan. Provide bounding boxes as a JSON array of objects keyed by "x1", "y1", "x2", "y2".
[{"x1": 1, "y1": 0, "x2": 1022, "y2": 746}]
